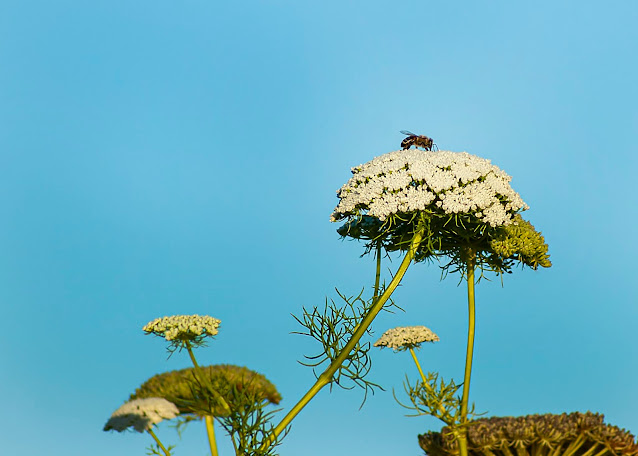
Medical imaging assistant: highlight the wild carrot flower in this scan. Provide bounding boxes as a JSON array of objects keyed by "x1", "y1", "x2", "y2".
[
  {"x1": 103, "y1": 398, "x2": 179, "y2": 433},
  {"x1": 332, "y1": 150, "x2": 550, "y2": 274},
  {"x1": 374, "y1": 326, "x2": 439, "y2": 352},
  {"x1": 331, "y1": 149, "x2": 527, "y2": 227},
  {"x1": 143, "y1": 315, "x2": 221, "y2": 344}
]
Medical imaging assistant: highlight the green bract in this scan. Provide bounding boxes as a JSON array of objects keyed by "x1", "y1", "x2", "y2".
[{"x1": 129, "y1": 364, "x2": 281, "y2": 418}]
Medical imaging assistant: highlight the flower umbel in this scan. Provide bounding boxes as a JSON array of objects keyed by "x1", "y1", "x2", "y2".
[
  {"x1": 332, "y1": 150, "x2": 550, "y2": 276},
  {"x1": 331, "y1": 149, "x2": 527, "y2": 227},
  {"x1": 104, "y1": 398, "x2": 179, "y2": 433},
  {"x1": 374, "y1": 326, "x2": 440, "y2": 352},
  {"x1": 144, "y1": 315, "x2": 221, "y2": 349}
]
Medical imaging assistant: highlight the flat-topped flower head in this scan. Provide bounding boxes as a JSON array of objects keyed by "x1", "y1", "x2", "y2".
[
  {"x1": 374, "y1": 326, "x2": 439, "y2": 352},
  {"x1": 332, "y1": 149, "x2": 551, "y2": 275},
  {"x1": 103, "y1": 398, "x2": 179, "y2": 433},
  {"x1": 143, "y1": 315, "x2": 221, "y2": 347},
  {"x1": 331, "y1": 149, "x2": 527, "y2": 227}
]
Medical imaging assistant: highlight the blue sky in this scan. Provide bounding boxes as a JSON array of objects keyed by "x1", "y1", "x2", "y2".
[{"x1": 1, "y1": 1, "x2": 637, "y2": 455}]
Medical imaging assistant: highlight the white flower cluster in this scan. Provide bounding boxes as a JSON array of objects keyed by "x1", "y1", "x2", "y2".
[
  {"x1": 143, "y1": 314, "x2": 221, "y2": 341},
  {"x1": 104, "y1": 398, "x2": 179, "y2": 433},
  {"x1": 374, "y1": 325, "x2": 440, "y2": 351},
  {"x1": 331, "y1": 149, "x2": 528, "y2": 227}
]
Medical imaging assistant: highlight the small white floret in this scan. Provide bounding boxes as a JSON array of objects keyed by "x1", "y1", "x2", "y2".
[{"x1": 143, "y1": 314, "x2": 221, "y2": 341}]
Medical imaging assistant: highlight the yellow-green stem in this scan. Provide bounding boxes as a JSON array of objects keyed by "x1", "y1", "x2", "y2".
[
  {"x1": 147, "y1": 428, "x2": 171, "y2": 456},
  {"x1": 592, "y1": 447, "x2": 610, "y2": 456},
  {"x1": 408, "y1": 347, "x2": 428, "y2": 384},
  {"x1": 549, "y1": 443, "x2": 565, "y2": 456},
  {"x1": 562, "y1": 433, "x2": 586, "y2": 456},
  {"x1": 579, "y1": 443, "x2": 601, "y2": 456},
  {"x1": 373, "y1": 242, "x2": 382, "y2": 300},
  {"x1": 458, "y1": 252, "x2": 476, "y2": 456},
  {"x1": 260, "y1": 226, "x2": 425, "y2": 450},
  {"x1": 408, "y1": 347, "x2": 449, "y2": 422},
  {"x1": 205, "y1": 416, "x2": 219, "y2": 456},
  {"x1": 185, "y1": 343, "x2": 231, "y2": 415}
]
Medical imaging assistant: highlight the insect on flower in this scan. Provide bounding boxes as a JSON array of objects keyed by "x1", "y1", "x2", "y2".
[{"x1": 400, "y1": 130, "x2": 437, "y2": 151}]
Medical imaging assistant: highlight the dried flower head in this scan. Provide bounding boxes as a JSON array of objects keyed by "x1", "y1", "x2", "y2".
[
  {"x1": 331, "y1": 149, "x2": 527, "y2": 227},
  {"x1": 419, "y1": 412, "x2": 638, "y2": 456},
  {"x1": 103, "y1": 398, "x2": 179, "y2": 433},
  {"x1": 374, "y1": 326, "x2": 439, "y2": 351},
  {"x1": 143, "y1": 315, "x2": 221, "y2": 346}
]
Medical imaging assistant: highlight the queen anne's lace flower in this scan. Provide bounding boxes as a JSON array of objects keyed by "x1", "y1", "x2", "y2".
[
  {"x1": 331, "y1": 150, "x2": 527, "y2": 227},
  {"x1": 374, "y1": 326, "x2": 439, "y2": 351},
  {"x1": 103, "y1": 398, "x2": 179, "y2": 433},
  {"x1": 143, "y1": 315, "x2": 221, "y2": 342}
]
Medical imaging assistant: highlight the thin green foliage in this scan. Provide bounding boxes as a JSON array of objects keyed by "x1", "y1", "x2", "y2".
[
  {"x1": 394, "y1": 371, "x2": 486, "y2": 438},
  {"x1": 292, "y1": 287, "x2": 391, "y2": 407},
  {"x1": 169, "y1": 416, "x2": 195, "y2": 439},
  {"x1": 216, "y1": 381, "x2": 289, "y2": 456},
  {"x1": 146, "y1": 442, "x2": 176, "y2": 456}
]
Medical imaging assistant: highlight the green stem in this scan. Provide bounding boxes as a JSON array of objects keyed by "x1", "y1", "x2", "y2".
[
  {"x1": 408, "y1": 347, "x2": 450, "y2": 422},
  {"x1": 261, "y1": 226, "x2": 425, "y2": 450},
  {"x1": 373, "y1": 242, "x2": 382, "y2": 300},
  {"x1": 409, "y1": 347, "x2": 428, "y2": 385},
  {"x1": 205, "y1": 416, "x2": 219, "y2": 456},
  {"x1": 458, "y1": 251, "x2": 477, "y2": 456},
  {"x1": 185, "y1": 342, "x2": 231, "y2": 415},
  {"x1": 147, "y1": 428, "x2": 171, "y2": 456}
]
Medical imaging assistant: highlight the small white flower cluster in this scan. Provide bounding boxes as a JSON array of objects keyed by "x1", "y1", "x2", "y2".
[
  {"x1": 374, "y1": 326, "x2": 440, "y2": 351},
  {"x1": 331, "y1": 149, "x2": 528, "y2": 227},
  {"x1": 104, "y1": 398, "x2": 179, "y2": 433},
  {"x1": 143, "y1": 314, "x2": 221, "y2": 341}
]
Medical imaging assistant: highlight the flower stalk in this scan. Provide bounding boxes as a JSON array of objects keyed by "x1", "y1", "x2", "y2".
[
  {"x1": 458, "y1": 250, "x2": 477, "y2": 456},
  {"x1": 373, "y1": 241, "x2": 382, "y2": 299},
  {"x1": 408, "y1": 347, "x2": 450, "y2": 421},
  {"x1": 205, "y1": 416, "x2": 218, "y2": 456},
  {"x1": 147, "y1": 428, "x2": 172, "y2": 456},
  {"x1": 183, "y1": 342, "x2": 225, "y2": 456},
  {"x1": 185, "y1": 341, "x2": 231, "y2": 417},
  {"x1": 261, "y1": 225, "x2": 425, "y2": 450}
]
